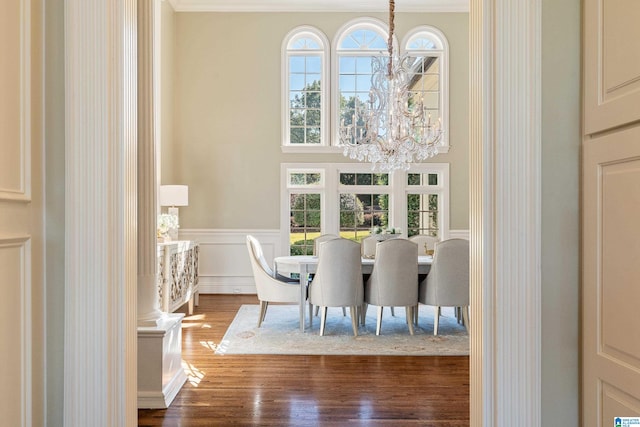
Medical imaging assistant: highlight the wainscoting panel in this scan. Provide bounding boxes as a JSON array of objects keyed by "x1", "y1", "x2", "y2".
[
  {"x1": 179, "y1": 229, "x2": 281, "y2": 294},
  {"x1": 0, "y1": 239, "x2": 31, "y2": 427},
  {"x1": 179, "y1": 229, "x2": 469, "y2": 294}
]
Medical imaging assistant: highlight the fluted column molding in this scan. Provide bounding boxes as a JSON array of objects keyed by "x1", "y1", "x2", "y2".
[
  {"x1": 470, "y1": 0, "x2": 541, "y2": 425},
  {"x1": 64, "y1": 0, "x2": 138, "y2": 425},
  {"x1": 137, "y1": 0, "x2": 163, "y2": 325}
]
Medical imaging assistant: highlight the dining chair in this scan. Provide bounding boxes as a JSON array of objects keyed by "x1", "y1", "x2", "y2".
[
  {"x1": 418, "y1": 238, "x2": 469, "y2": 335},
  {"x1": 308, "y1": 238, "x2": 363, "y2": 336},
  {"x1": 246, "y1": 235, "x2": 300, "y2": 327},
  {"x1": 360, "y1": 235, "x2": 379, "y2": 259},
  {"x1": 313, "y1": 234, "x2": 339, "y2": 256},
  {"x1": 364, "y1": 239, "x2": 419, "y2": 335},
  {"x1": 409, "y1": 234, "x2": 440, "y2": 256}
]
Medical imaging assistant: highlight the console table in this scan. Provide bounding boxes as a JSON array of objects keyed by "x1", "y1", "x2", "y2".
[{"x1": 157, "y1": 240, "x2": 199, "y2": 314}]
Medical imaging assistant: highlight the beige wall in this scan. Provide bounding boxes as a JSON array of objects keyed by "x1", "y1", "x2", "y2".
[
  {"x1": 168, "y1": 12, "x2": 469, "y2": 230},
  {"x1": 541, "y1": 0, "x2": 581, "y2": 424},
  {"x1": 161, "y1": 0, "x2": 177, "y2": 184}
]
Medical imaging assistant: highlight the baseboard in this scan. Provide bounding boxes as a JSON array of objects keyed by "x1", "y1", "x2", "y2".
[
  {"x1": 138, "y1": 370, "x2": 187, "y2": 409},
  {"x1": 198, "y1": 276, "x2": 257, "y2": 294}
]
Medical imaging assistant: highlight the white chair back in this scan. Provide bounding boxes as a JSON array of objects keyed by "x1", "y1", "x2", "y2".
[
  {"x1": 420, "y1": 238, "x2": 469, "y2": 306},
  {"x1": 246, "y1": 235, "x2": 299, "y2": 303},
  {"x1": 309, "y1": 238, "x2": 363, "y2": 307},
  {"x1": 313, "y1": 234, "x2": 339, "y2": 256},
  {"x1": 365, "y1": 239, "x2": 419, "y2": 307},
  {"x1": 361, "y1": 235, "x2": 379, "y2": 258}
]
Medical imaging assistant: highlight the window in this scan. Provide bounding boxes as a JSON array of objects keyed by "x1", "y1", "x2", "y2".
[
  {"x1": 281, "y1": 163, "x2": 449, "y2": 254},
  {"x1": 281, "y1": 21, "x2": 450, "y2": 153},
  {"x1": 282, "y1": 26, "x2": 330, "y2": 149},
  {"x1": 402, "y1": 26, "x2": 449, "y2": 150},
  {"x1": 333, "y1": 18, "x2": 393, "y2": 146}
]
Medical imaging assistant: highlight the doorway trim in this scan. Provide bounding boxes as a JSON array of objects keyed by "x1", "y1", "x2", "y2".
[
  {"x1": 62, "y1": 0, "x2": 542, "y2": 424},
  {"x1": 469, "y1": 0, "x2": 541, "y2": 424}
]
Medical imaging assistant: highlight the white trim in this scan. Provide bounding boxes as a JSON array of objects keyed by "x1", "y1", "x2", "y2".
[
  {"x1": 281, "y1": 26, "x2": 330, "y2": 148},
  {"x1": 401, "y1": 25, "x2": 450, "y2": 151},
  {"x1": 331, "y1": 17, "x2": 393, "y2": 148},
  {"x1": 470, "y1": 0, "x2": 541, "y2": 424},
  {"x1": 64, "y1": 0, "x2": 138, "y2": 424},
  {"x1": 170, "y1": 0, "x2": 470, "y2": 13},
  {"x1": 280, "y1": 162, "x2": 450, "y2": 254}
]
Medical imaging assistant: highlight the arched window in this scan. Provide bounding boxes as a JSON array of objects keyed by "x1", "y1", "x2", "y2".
[
  {"x1": 282, "y1": 26, "x2": 330, "y2": 149},
  {"x1": 402, "y1": 26, "x2": 450, "y2": 151},
  {"x1": 332, "y1": 18, "x2": 396, "y2": 146}
]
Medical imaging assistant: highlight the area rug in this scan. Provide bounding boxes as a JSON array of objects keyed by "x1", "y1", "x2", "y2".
[{"x1": 215, "y1": 304, "x2": 469, "y2": 356}]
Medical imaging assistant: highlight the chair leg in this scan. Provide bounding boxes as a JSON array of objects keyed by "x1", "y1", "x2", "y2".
[
  {"x1": 462, "y1": 306, "x2": 470, "y2": 333},
  {"x1": 258, "y1": 301, "x2": 268, "y2": 328},
  {"x1": 319, "y1": 306, "x2": 327, "y2": 336},
  {"x1": 342, "y1": 307, "x2": 346, "y2": 316},
  {"x1": 376, "y1": 306, "x2": 383, "y2": 335},
  {"x1": 391, "y1": 307, "x2": 395, "y2": 316},
  {"x1": 314, "y1": 305, "x2": 319, "y2": 317},
  {"x1": 406, "y1": 306, "x2": 415, "y2": 335},
  {"x1": 308, "y1": 302, "x2": 313, "y2": 328},
  {"x1": 414, "y1": 304, "x2": 419, "y2": 326},
  {"x1": 350, "y1": 306, "x2": 358, "y2": 336},
  {"x1": 433, "y1": 305, "x2": 440, "y2": 335},
  {"x1": 361, "y1": 303, "x2": 368, "y2": 325}
]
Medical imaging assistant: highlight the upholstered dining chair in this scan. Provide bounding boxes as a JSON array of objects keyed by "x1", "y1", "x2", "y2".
[
  {"x1": 418, "y1": 238, "x2": 469, "y2": 335},
  {"x1": 360, "y1": 235, "x2": 379, "y2": 259},
  {"x1": 313, "y1": 234, "x2": 339, "y2": 255},
  {"x1": 409, "y1": 234, "x2": 440, "y2": 256},
  {"x1": 246, "y1": 235, "x2": 300, "y2": 328},
  {"x1": 364, "y1": 239, "x2": 419, "y2": 335},
  {"x1": 308, "y1": 238, "x2": 363, "y2": 336}
]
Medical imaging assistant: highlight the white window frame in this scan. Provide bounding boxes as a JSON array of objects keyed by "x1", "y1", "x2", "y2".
[
  {"x1": 402, "y1": 26, "x2": 450, "y2": 152},
  {"x1": 400, "y1": 163, "x2": 450, "y2": 240},
  {"x1": 281, "y1": 26, "x2": 330, "y2": 152},
  {"x1": 331, "y1": 17, "x2": 397, "y2": 149},
  {"x1": 280, "y1": 163, "x2": 449, "y2": 255}
]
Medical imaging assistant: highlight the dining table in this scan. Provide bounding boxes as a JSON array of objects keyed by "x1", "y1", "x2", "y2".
[{"x1": 273, "y1": 255, "x2": 433, "y2": 332}]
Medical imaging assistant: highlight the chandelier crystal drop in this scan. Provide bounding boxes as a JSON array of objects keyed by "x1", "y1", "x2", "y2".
[{"x1": 340, "y1": 0, "x2": 443, "y2": 171}]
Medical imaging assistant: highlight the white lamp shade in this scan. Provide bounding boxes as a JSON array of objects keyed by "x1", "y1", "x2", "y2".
[{"x1": 159, "y1": 185, "x2": 189, "y2": 207}]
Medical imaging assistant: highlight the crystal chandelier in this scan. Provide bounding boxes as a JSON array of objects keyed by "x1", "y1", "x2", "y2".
[{"x1": 340, "y1": 0, "x2": 443, "y2": 171}]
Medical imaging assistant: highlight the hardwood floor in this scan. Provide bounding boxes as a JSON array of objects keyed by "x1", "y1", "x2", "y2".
[{"x1": 137, "y1": 295, "x2": 470, "y2": 426}]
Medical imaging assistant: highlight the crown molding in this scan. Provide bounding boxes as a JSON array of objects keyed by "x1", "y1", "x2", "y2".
[{"x1": 170, "y1": 0, "x2": 469, "y2": 13}]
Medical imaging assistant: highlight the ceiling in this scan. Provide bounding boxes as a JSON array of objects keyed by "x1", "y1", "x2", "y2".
[{"x1": 167, "y1": 0, "x2": 469, "y2": 13}]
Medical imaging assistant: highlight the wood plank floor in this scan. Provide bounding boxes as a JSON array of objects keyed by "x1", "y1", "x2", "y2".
[{"x1": 138, "y1": 295, "x2": 469, "y2": 426}]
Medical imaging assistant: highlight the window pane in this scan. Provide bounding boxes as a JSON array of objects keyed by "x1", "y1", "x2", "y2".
[
  {"x1": 356, "y1": 173, "x2": 372, "y2": 185},
  {"x1": 306, "y1": 73, "x2": 321, "y2": 85},
  {"x1": 290, "y1": 128, "x2": 304, "y2": 144},
  {"x1": 306, "y1": 128, "x2": 321, "y2": 144},
  {"x1": 373, "y1": 173, "x2": 389, "y2": 185},
  {"x1": 306, "y1": 110, "x2": 320, "y2": 126},
  {"x1": 290, "y1": 193, "x2": 322, "y2": 255},
  {"x1": 290, "y1": 173, "x2": 305, "y2": 185},
  {"x1": 407, "y1": 193, "x2": 438, "y2": 237},
  {"x1": 305, "y1": 91, "x2": 321, "y2": 109},
  {"x1": 307, "y1": 173, "x2": 321, "y2": 185},
  {"x1": 408, "y1": 173, "x2": 421, "y2": 185},
  {"x1": 355, "y1": 57, "x2": 373, "y2": 74},
  {"x1": 289, "y1": 56, "x2": 305, "y2": 72},
  {"x1": 340, "y1": 173, "x2": 355, "y2": 185},
  {"x1": 428, "y1": 174, "x2": 438, "y2": 185},
  {"x1": 289, "y1": 74, "x2": 305, "y2": 91},
  {"x1": 306, "y1": 56, "x2": 321, "y2": 73}
]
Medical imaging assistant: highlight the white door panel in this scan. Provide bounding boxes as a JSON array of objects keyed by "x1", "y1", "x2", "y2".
[
  {"x1": 0, "y1": 0, "x2": 43, "y2": 425},
  {"x1": 584, "y1": 0, "x2": 640, "y2": 134},
  {"x1": 583, "y1": 0, "x2": 640, "y2": 424}
]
